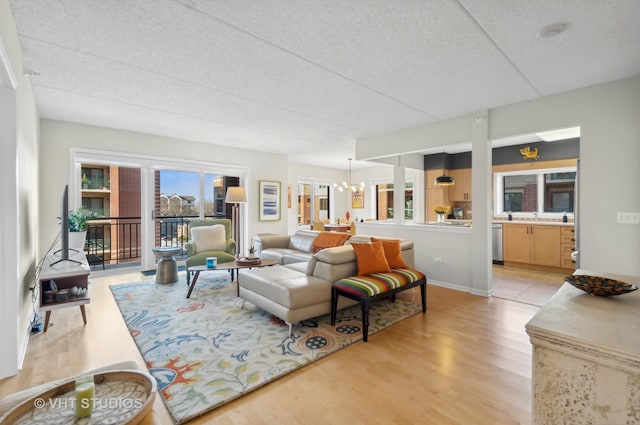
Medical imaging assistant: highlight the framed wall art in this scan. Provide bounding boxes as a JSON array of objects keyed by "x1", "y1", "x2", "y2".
[
  {"x1": 259, "y1": 180, "x2": 281, "y2": 221},
  {"x1": 351, "y1": 191, "x2": 364, "y2": 209}
]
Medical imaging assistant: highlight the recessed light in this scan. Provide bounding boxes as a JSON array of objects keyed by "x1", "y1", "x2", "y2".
[{"x1": 536, "y1": 22, "x2": 568, "y2": 39}]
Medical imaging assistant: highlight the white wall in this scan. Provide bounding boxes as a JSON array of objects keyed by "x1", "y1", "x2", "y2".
[
  {"x1": 490, "y1": 77, "x2": 640, "y2": 276},
  {"x1": 0, "y1": 0, "x2": 40, "y2": 379},
  {"x1": 356, "y1": 222, "x2": 476, "y2": 293},
  {"x1": 40, "y1": 120, "x2": 290, "y2": 258},
  {"x1": 350, "y1": 163, "x2": 424, "y2": 224},
  {"x1": 358, "y1": 76, "x2": 640, "y2": 284},
  {"x1": 286, "y1": 163, "x2": 349, "y2": 233}
]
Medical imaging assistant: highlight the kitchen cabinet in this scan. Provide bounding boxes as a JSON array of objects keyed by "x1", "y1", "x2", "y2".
[
  {"x1": 560, "y1": 226, "x2": 576, "y2": 270},
  {"x1": 503, "y1": 224, "x2": 560, "y2": 267},
  {"x1": 448, "y1": 168, "x2": 472, "y2": 201},
  {"x1": 426, "y1": 188, "x2": 449, "y2": 222}
]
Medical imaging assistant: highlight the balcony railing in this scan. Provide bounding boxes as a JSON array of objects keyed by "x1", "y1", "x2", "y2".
[
  {"x1": 86, "y1": 208, "x2": 108, "y2": 217},
  {"x1": 85, "y1": 216, "x2": 142, "y2": 267},
  {"x1": 84, "y1": 215, "x2": 223, "y2": 269},
  {"x1": 81, "y1": 177, "x2": 110, "y2": 190}
]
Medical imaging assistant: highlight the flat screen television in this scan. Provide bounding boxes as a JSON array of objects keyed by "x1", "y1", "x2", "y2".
[{"x1": 51, "y1": 185, "x2": 81, "y2": 266}]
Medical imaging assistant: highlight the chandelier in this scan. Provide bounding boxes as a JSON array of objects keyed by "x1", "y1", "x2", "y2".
[{"x1": 334, "y1": 158, "x2": 365, "y2": 192}]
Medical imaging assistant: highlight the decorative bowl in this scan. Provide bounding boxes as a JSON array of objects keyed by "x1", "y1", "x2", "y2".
[
  {"x1": 565, "y1": 274, "x2": 638, "y2": 297},
  {"x1": 236, "y1": 257, "x2": 261, "y2": 266}
]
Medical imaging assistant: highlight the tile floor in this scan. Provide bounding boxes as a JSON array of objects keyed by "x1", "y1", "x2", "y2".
[{"x1": 492, "y1": 264, "x2": 567, "y2": 306}]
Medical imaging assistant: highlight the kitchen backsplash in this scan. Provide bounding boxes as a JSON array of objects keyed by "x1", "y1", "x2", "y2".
[{"x1": 451, "y1": 201, "x2": 472, "y2": 219}]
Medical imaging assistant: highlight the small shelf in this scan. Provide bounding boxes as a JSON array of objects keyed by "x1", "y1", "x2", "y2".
[
  {"x1": 40, "y1": 295, "x2": 90, "y2": 311},
  {"x1": 38, "y1": 250, "x2": 91, "y2": 331}
]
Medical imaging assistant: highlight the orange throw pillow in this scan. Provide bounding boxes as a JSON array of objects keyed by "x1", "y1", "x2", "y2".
[
  {"x1": 371, "y1": 237, "x2": 409, "y2": 269},
  {"x1": 312, "y1": 231, "x2": 350, "y2": 253},
  {"x1": 351, "y1": 241, "x2": 391, "y2": 276}
]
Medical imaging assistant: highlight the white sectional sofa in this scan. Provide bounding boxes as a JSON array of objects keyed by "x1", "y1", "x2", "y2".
[
  {"x1": 239, "y1": 235, "x2": 416, "y2": 335},
  {"x1": 254, "y1": 230, "x2": 319, "y2": 264}
]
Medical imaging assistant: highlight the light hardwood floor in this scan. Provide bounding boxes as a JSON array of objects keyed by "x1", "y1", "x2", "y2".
[{"x1": 0, "y1": 270, "x2": 546, "y2": 424}]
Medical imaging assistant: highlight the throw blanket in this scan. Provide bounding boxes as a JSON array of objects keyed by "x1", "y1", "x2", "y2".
[{"x1": 312, "y1": 231, "x2": 350, "y2": 253}]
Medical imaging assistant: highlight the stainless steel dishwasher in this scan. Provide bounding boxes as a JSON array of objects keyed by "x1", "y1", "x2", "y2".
[{"x1": 492, "y1": 223, "x2": 503, "y2": 265}]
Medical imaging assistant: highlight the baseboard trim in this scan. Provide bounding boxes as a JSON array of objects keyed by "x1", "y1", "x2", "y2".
[
  {"x1": 428, "y1": 279, "x2": 473, "y2": 294},
  {"x1": 503, "y1": 261, "x2": 574, "y2": 275},
  {"x1": 427, "y1": 280, "x2": 493, "y2": 297},
  {"x1": 18, "y1": 320, "x2": 30, "y2": 371}
]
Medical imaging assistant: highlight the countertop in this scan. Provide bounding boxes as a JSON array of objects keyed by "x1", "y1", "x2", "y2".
[
  {"x1": 492, "y1": 220, "x2": 574, "y2": 227},
  {"x1": 421, "y1": 219, "x2": 574, "y2": 227},
  {"x1": 526, "y1": 269, "x2": 640, "y2": 363},
  {"x1": 422, "y1": 221, "x2": 471, "y2": 227}
]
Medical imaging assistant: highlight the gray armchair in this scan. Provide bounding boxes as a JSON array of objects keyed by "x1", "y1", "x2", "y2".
[{"x1": 185, "y1": 219, "x2": 236, "y2": 284}]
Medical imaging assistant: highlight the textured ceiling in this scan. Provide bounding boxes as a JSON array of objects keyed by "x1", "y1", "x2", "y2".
[{"x1": 9, "y1": 0, "x2": 640, "y2": 169}]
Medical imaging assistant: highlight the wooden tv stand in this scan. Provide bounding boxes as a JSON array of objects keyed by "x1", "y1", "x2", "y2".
[{"x1": 39, "y1": 249, "x2": 91, "y2": 332}]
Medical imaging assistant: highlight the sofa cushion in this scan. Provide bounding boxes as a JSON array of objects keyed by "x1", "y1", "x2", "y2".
[
  {"x1": 371, "y1": 237, "x2": 409, "y2": 269},
  {"x1": 261, "y1": 248, "x2": 312, "y2": 264},
  {"x1": 186, "y1": 251, "x2": 236, "y2": 268},
  {"x1": 283, "y1": 262, "x2": 309, "y2": 274},
  {"x1": 190, "y1": 224, "x2": 226, "y2": 252},
  {"x1": 240, "y1": 266, "x2": 333, "y2": 308},
  {"x1": 312, "y1": 231, "x2": 350, "y2": 253},
  {"x1": 351, "y1": 241, "x2": 391, "y2": 276},
  {"x1": 282, "y1": 252, "x2": 313, "y2": 264},
  {"x1": 255, "y1": 234, "x2": 291, "y2": 251},
  {"x1": 288, "y1": 232, "x2": 316, "y2": 253}
]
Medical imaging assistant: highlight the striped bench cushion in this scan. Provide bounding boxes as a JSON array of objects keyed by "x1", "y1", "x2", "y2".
[{"x1": 334, "y1": 269, "x2": 425, "y2": 297}]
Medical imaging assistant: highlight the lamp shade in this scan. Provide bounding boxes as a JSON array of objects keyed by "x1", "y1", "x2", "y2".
[
  {"x1": 434, "y1": 175, "x2": 455, "y2": 186},
  {"x1": 225, "y1": 186, "x2": 247, "y2": 203}
]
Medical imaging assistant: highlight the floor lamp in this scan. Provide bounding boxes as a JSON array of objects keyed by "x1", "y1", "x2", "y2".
[{"x1": 225, "y1": 186, "x2": 247, "y2": 259}]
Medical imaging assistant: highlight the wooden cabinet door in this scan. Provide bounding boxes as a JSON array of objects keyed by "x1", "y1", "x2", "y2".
[
  {"x1": 448, "y1": 169, "x2": 472, "y2": 201},
  {"x1": 426, "y1": 188, "x2": 449, "y2": 222},
  {"x1": 530, "y1": 225, "x2": 561, "y2": 267},
  {"x1": 560, "y1": 226, "x2": 576, "y2": 270},
  {"x1": 503, "y1": 224, "x2": 530, "y2": 263},
  {"x1": 462, "y1": 168, "x2": 472, "y2": 201}
]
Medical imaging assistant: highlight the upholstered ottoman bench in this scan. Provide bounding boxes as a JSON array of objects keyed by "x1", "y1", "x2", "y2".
[{"x1": 331, "y1": 269, "x2": 427, "y2": 342}]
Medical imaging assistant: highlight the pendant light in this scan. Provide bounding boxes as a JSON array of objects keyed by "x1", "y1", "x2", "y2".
[
  {"x1": 434, "y1": 175, "x2": 455, "y2": 186},
  {"x1": 334, "y1": 158, "x2": 365, "y2": 192}
]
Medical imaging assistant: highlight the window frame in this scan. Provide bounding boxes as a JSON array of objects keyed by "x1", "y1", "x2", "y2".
[
  {"x1": 296, "y1": 178, "x2": 333, "y2": 228},
  {"x1": 494, "y1": 166, "x2": 576, "y2": 219},
  {"x1": 371, "y1": 177, "x2": 415, "y2": 223}
]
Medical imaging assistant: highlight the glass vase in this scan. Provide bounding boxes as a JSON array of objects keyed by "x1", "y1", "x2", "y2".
[{"x1": 437, "y1": 213, "x2": 445, "y2": 223}]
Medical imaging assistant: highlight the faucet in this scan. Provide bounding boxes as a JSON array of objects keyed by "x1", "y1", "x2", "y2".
[{"x1": 533, "y1": 212, "x2": 538, "y2": 220}]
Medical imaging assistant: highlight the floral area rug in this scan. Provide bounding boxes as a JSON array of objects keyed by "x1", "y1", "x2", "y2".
[{"x1": 110, "y1": 272, "x2": 421, "y2": 424}]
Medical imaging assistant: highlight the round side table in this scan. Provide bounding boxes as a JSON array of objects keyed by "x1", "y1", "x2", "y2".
[{"x1": 152, "y1": 246, "x2": 182, "y2": 284}]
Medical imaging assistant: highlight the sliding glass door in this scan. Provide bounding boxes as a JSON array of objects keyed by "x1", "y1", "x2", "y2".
[
  {"x1": 73, "y1": 149, "x2": 248, "y2": 272},
  {"x1": 297, "y1": 181, "x2": 331, "y2": 227},
  {"x1": 78, "y1": 162, "x2": 143, "y2": 271},
  {"x1": 153, "y1": 169, "x2": 241, "y2": 260}
]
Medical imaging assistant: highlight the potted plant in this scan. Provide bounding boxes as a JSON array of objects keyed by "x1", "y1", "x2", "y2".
[
  {"x1": 69, "y1": 207, "x2": 91, "y2": 249},
  {"x1": 433, "y1": 205, "x2": 450, "y2": 223},
  {"x1": 248, "y1": 244, "x2": 257, "y2": 259}
]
